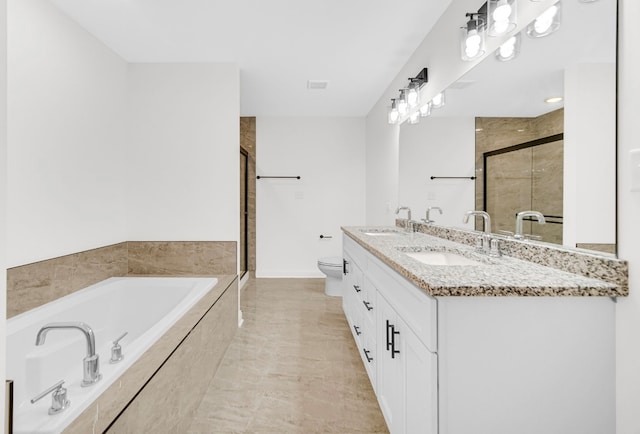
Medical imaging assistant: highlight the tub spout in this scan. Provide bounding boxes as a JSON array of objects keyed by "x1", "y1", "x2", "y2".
[{"x1": 35, "y1": 322, "x2": 101, "y2": 387}]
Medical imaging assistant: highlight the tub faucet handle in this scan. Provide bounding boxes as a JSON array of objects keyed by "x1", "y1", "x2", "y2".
[
  {"x1": 30, "y1": 380, "x2": 71, "y2": 415},
  {"x1": 110, "y1": 332, "x2": 128, "y2": 364}
]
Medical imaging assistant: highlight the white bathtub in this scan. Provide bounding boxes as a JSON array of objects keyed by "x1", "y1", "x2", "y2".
[{"x1": 6, "y1": 276, "x2": 218, "y2": 434}]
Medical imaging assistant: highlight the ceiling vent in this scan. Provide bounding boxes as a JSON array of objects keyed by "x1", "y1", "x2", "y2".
[
  {"x1": 307, "y1": 80, "x2": 329, "y2": 90},
  {"x1": 449, "y1": 80, "x2": 475, "y2": 90}
]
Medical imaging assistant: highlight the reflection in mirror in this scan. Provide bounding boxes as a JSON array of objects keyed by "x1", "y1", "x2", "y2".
[{"x1": 398, "y1": 0, "x2": 617, "y2": 256}]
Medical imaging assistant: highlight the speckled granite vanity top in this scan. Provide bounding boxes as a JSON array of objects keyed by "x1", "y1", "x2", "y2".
[{"x1": 342, "y1": 226, "x2": 627, "y2": 297}]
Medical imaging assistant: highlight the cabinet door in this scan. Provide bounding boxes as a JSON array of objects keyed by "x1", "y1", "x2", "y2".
[
  {"x1": 401, "y1": 316, "x2": 438, "y2": 434},
  {"x1": 376, "y1": 292, "x2": 404, "y2": 434}
]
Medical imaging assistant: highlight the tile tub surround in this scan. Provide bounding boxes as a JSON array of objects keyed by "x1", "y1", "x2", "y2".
[
  {"x1": 63, "y1": 275, "x2": 238, "y2": 433},
  {"x1": 127, "y1": 241, "x2": 237, "y2": 275},
  {"x1": 7, "y1": 240, "x2": 237, "y2": 317},
  {"x1": 398, "y1": 219, "x2": 629, "y2": 294},
  {"x1": 343, "y1": 226, "x2": 626, "y2": 297},
  {"x1": 6, "y1": 242, "x2": 128, "y2": 318}
]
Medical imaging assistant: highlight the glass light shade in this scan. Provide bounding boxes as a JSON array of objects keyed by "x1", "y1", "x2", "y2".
[
  {"x1": 431, "y1": 92, "x2": 445, "y2": 109},
  {"x1": 407, "y1": 85, "x2": 419, "y2": 108},
  {"x1": 419, "y1": 102, "x2": 432, "y2": 117},
  {"x1": 397, "y1": 90, "x2": 408, "y2": 115},
  {"x1": 408, "y1": 111, "x2": 420, "y2": 125},
  {"x1": 460, "y1": 17, "x2": 486, "y2": 61},
  {"x1": 488, "y1": 0, "x2": 517, "y2": 36},
  {"x1": 526, "y1": 2, "x2": 561, "y2": 38},
  {"x1": 388, "y1": 99, "x2": 399, "y2": 124},
  {"x1": 495, "y1": 34, "x2": 521, "y2": 61}
]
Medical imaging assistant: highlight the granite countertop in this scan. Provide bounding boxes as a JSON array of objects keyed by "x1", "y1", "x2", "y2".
[{"x1": 342, "y1": 226, "x2": 622, "y2": 297}]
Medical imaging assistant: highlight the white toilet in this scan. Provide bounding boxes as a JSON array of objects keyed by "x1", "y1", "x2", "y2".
[{"x1": 317, "y1": 256, "x2": 343, "y2": 296}]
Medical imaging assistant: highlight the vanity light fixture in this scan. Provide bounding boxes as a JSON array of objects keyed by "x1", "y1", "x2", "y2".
[
  {"x1": 431, "y1": 91, "x2": 446, "y2": 109},
  {"x1": 461, "y1": 12, "x2": 487, "y2": 61},
  {"x1": 526, "y1": 1, "x2": 561, "y2": 38},
  {"x1": 488, "y1": 0, "x2": 517, "y2": 36},
  {"x1": 388, "y1": 99, "x2": 399, "y2": 124},
  {"x1": 495, "y1": 33, "x2": 521, "y2": 61},
  {"x1": 407, "y1": 68, "x2": 429, "y2": 108}
]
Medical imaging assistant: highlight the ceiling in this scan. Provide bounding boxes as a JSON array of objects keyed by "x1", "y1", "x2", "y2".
[{"x1": 50, "y1": 0, "x2": 452, "y2": 117}]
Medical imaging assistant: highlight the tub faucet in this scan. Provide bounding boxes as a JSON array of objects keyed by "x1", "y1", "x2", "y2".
[
  {"x1": 514, "y1": 210, "x2": 546, "y2": 240},
  {"x1": 35, "y1": 322, "x2": 102, "y2": 387},
  {"x1": 423, "y1": 206, "x2": 442, "y2": 224},
  {"x1": 395, "y1": 206, "x2": 413, "y2": 232}
]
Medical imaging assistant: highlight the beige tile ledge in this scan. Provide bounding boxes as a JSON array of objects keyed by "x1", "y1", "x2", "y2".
[
  {"x1": 342, "y1": 226, "x2": 626, "y2": 297},
  {"x1": 63, "y1": 274, "x2": 238, "y2": 434}
]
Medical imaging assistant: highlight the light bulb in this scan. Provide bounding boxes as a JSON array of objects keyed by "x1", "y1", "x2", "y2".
[
  {"x1": 408, "y1": 111, "x2": 420, "y2": 124},
  {"x1": 388, "y1": 108, "x2": 399, "y2": 124},
  {"x1": 419, "y1": 103, "x2": 431, "y2": 117},
  {"x1": 465, "y1": 30, "x2": 482, "y2": 58},
  {"x1": 534, "y1": 5, "x2": 557, "y2": 33},
  {"x1": 492, "y1": 1, "x2": 512, "y2": 21},
  {"x1": 431, "y1": 92, "x2": 445, "y2": 109},
  {"x1": 496, "y1": 35, "x2": 519, "y2": 61},
  {"x1": 407, "y1": 88, "x2": 419, "y2": 108},
  {"x1": 397, "y1": 90, "x2": 408, "y2": 115}
]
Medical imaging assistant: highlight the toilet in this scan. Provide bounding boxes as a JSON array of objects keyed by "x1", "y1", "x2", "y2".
[{"x1": 317, "y1": 256, "x2": 343, "y2": 296}]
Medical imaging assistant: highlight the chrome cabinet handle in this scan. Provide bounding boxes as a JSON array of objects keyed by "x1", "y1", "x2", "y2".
[
  {"x1": 353, "y1": 285, "x2": 361, "y2": 293},
  {"x1": 363, "y1": 300, "x2": 373, "y2": 311},
  {"x1": 386, "y1": 320, "x2": 392, "y2": 351},
  {"x1": 343, "y1": 259, "x2": 349, "y2": 275},
  {"x1": 353, "y1": 325, "x2": 362, "y2": 336},
  {"x1": 363, "y1": 348, "x2": 373, "y2": 363}
]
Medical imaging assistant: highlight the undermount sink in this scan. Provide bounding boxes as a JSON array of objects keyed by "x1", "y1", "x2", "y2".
[
  {"x1": 401, "y1": 250, "x2": 485, "y2": 266},
  {"x1": 360, "y1": 229, "x2": 405, "y2": 236}
]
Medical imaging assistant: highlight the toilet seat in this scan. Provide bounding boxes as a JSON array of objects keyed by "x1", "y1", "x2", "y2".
[{"x1": 318, "y1": 256, "x2": 342, "y2": 267}]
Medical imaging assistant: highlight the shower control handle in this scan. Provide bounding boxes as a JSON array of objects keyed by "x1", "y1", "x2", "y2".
[{"x1": 110, "y1": 331, "x2": 128, "y2": 364}]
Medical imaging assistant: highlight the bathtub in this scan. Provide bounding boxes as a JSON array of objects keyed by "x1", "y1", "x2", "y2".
[{"x1": 6, "y1": 276, "x2": 218, "y2": 434}]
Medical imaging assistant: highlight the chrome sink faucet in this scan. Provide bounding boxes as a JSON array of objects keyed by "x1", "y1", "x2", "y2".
[
  {"x1": 463, "y1": 211, "x2": 496, "y2": 255},
  {"x1": 36, "y1": 322, "x2": 102, "y2": 387},
  {"x1": 463, "y1": 210, "x2": 491, "y2": 234},
  {"x1": 423, "y1": 206, "x2": 442, "y2": 224},
  {"x1": 514, "y1": 211, "x2": 546, "y2": 240},
  {"x1": 395, "y1": 206, "x2": 413, "y2": 232}
]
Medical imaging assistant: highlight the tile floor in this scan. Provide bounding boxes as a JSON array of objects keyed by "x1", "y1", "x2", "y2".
[{"x1": 187, "y1": 278, "x2": 389, "y2": 434}]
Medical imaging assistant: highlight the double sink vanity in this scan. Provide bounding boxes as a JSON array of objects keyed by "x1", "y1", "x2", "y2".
[{"x1": 341, "y1": 220, "x2": 627, "y2": 434}]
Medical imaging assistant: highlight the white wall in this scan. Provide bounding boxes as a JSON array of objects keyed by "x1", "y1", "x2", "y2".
[
  {"x1": 365, "y1": 101, "x2": 400, "y2": 225},
  {"x1": 256, "y1": 117, "x2": 366, "y2": 277},
  {"x1": 616, "y1": 1, "x2": 640, "y2": 432},
  {"x1": 0, "y1": 0, "x2": 7, "y2": 426},
  {"x1": 7, "y1": 0, "x2": 128, "y2": 267},
  {"x1": 126, "y1": 63, "x2": 240, "y2": 243},
  {"x1": 563, "y1": 63, "x2": 616, "y2": 248},
  {"x1": 398, "y1": 117, "x2": 475, "y2": 229}
]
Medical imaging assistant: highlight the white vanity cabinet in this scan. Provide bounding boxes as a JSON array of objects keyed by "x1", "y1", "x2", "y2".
[{"x1": 342, "y1": 233, "x2": 615, "y2": 434}]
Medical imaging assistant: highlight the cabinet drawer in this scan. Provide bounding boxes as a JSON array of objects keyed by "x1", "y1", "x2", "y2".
[
  {"x1": 368, "y1": 255, "x2": 438, "y2": 352},
  {"x1": 343, "y1": 234, "x2": 367, "y2": 271}
]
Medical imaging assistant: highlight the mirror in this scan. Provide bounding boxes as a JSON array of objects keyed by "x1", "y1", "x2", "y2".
[{"x1": 398, "y1": 0, "x2": 617, "y2": 256}]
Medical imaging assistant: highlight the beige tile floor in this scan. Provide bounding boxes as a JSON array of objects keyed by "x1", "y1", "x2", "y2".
[{"x1": 187, "y1": 278, "x2": 389, "y2": 434}]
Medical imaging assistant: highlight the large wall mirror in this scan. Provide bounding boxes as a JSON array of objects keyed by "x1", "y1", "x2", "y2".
[{"x1": 398, "y1": 0, "x2": 617, "y2": 256}]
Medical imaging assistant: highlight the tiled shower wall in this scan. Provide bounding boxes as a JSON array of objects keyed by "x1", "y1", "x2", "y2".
[
  {"x1": 6, "y1": 241, "x2": 237, "y2": 318},
  {"x1": 240, "y1": 117, "x2": 256, "y2": 276},
  {"x1": 475, "y1": 109, "x2": 564, "y2": 242}
]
